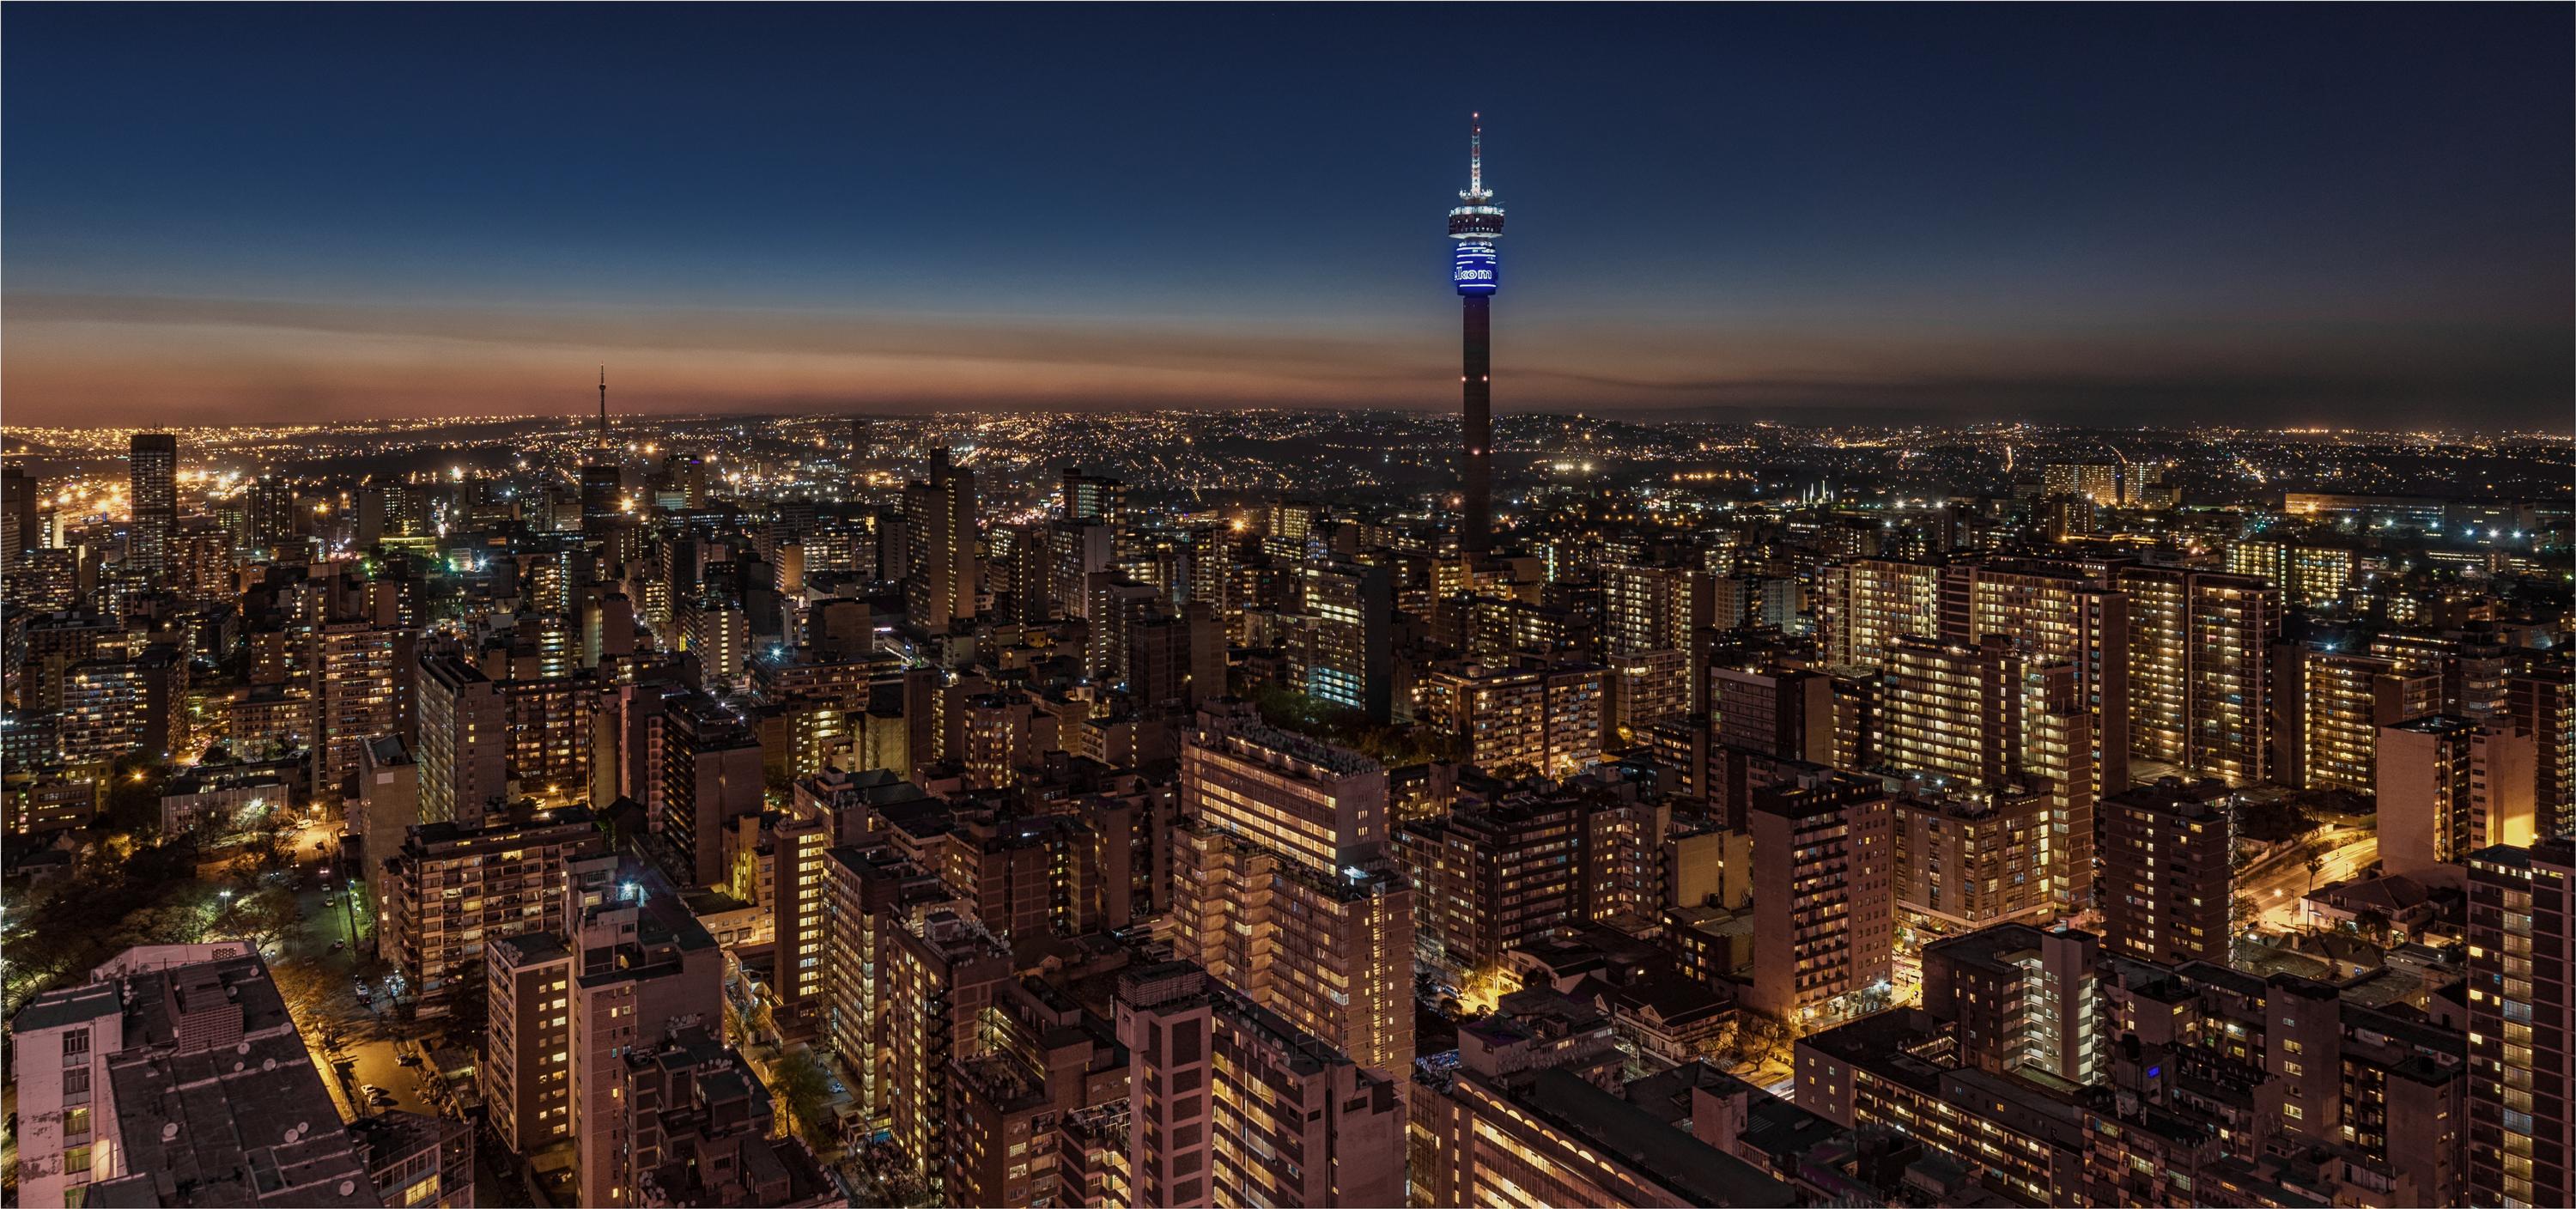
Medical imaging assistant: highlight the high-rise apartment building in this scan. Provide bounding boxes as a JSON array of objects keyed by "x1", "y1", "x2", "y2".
[
  {"x1": 2506, "y1": 667, "x2": 2572, "y2": 839},
  {"x1": 381, "y1": 805, "x2": 605, "y2": 1006},
  {"x1": 2117, "y1": 567, "x2": 2280, "y2": 785},
  {"x1": 1820, "y1": 557, "x2": 1940, "y2": 668},
  {"x1": 2227, "y1": 540, "x2": 2354, "y2": 608},
  {"x1": 2379, "y1": 714, "x2": 2536, "y2": 879},
  {"x1": 2465, "y1": 839, "x2": 2573, "y2": 1209},
  {"x1": 1877, "y1": 635, "x2": 2094, "y2": 908},
  {"x1": 1286, "y1": 560, "x2": 1393, "y2": 720},
  {"x1": 1711, "y1": 665, "x2": 1834, "y2": 762},
  {"x1": 1601, "y1": 563, "x2": 1709, "y2": 734},
  {"x1": 678, "y1": 595, "x2": 750, "y2": 685},
  {"x1": 1180, "y1": 699, "x2": 1389, "y2": 872},
  {"x1": 1938, "y1": 558, "x2": 2131, "y2": 792},
  {"x1": 562, "y1": 891, "x2": 726, "y2": 1209},
  {"x1": 1892, "y1": 783, "x2": 2061, "y2": 933},
  {"x1": 1417, "y1": 660, "x2": 1606, "y2": 780},
  {"x1": 1398, "y1": 794, "x2": 1579, "y2": 969},
  {"x1": 616, "y1": 1029, "x2": 839, "y2": 1206},
  {"x1": 1171, "y1": 821, "x2": 1415, "y2": 1084},
  {"x1": 1059, "y1": 464, "x2": 1125, "y2": 524},
  {"x1": 2272, "y1": 644, "x2": 2440, "y2": 792},
  {"x1": 1603, "y1": 562, "x2": 1714, "y2": 656},
  {"x1": 3, "y1": 461, "x2": 37, "y2": 564},
  {"x1": 313, "y1": 619, "x2": 416, "y2": 795},
  {"x1": 1417, "y1": 997, "x2": 1795, "y2": 1207},
  {"x1": 1116, "y1": 962, "x2": 1408, "y2": 1209},
  {"x1": 1048, "y1": 520, "x2": 1115, "y2": 622},
  {"x1": 903, "y1": 447, "x2": 978, "y2": 634},
  {"x1": 486, "y1": 930, "x2": 576, "y2": 1157},
  {"x1": 416, "y1": 652, "x2": 507, "y2": 827},
  {"x1": 2099, "y1": 777, "x2": 2233, "y2": 965},
  {"x1": 498, "y1": 672, "x2": 598, "y2": 805},
  {"x1": 881, "y1": 908, "x2": 1014, "y2": 1194},
  {"x1": 653, "y1": 690, "x2": 764, "y2": 889},
  {"x1": 58, "y1": 653, "x2": 185, "y2": 763},
  {"x1": 1747, "y1": 771, "x2": 1895, "y2": 1021},
  {"x1": 1919, "y1": 922, "x2": 2100, "y2": 1084},
  {"x1": 1083, "y1": 571, "x2": 1158, "y2": 671},
  {"x1": 943, "y1": 975, "x2": 1130, "y2": 1209}
]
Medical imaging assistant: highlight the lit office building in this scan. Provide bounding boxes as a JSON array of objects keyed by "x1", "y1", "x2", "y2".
[{"x1": 126, "y1": 433, "x2": 177, "y2": 575}]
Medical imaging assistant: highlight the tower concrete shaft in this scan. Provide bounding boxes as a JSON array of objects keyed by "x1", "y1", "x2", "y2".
[{"x1": 1461, "y1": 295, "x2": 1492, "y2": 553}]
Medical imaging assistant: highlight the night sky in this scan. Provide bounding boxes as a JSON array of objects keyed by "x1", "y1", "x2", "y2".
[{"x1": 5, "y1": 4, "x2": 2568, "y2": 428}]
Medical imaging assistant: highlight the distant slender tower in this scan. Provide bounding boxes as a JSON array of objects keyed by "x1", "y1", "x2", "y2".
[
  {"x1": 1448, "y1": 113, "x2": 1504, "y2": 554},
  {"x1": 581, "y1": 368, "x2": 622, "y2": 535}
]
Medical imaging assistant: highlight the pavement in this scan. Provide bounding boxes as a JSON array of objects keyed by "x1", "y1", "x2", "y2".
[
  {"x1": 264, "y1": 814, "x2": 526, "y2": 1199},
  {"x1": 2243, "y1": 825, "x2": 2380, "y2": 932},
  {"x1": 261, "y1": 828, "x2": 445, "y2": 1127}
]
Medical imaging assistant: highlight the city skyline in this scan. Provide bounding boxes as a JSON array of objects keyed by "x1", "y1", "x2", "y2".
[
  {"x1": 6, "y1": 5, "x2": 2571, "y2": 428},
  {"x1": 4, "y1": 9, "x2": 2573, "y2": 1209}
]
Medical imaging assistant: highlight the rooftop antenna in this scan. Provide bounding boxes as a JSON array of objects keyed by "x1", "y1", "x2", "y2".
[{"x1": 597, "y1": 366, "x2": 608, "y2": 443}]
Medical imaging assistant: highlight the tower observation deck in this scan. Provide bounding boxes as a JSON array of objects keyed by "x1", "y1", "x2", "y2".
[{"x1": 1449, "y1": 114, "x2": 1504, "y2": 555}]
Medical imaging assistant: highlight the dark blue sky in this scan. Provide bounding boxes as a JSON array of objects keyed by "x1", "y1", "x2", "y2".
[{"x1": 5, "y1": 3, "x2": 2568, "y2": 426}]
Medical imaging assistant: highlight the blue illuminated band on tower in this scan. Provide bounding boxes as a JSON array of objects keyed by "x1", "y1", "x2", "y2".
[
  {"x1": 1452, "y1": 244, "x2": 1498, "y2": 295},
  {"x1": 1448, "y1": 113, "x2": 1504, "y2": 553}
]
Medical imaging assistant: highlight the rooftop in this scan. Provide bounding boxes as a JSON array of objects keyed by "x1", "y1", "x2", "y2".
[{"x1": 1519, "y1": 1066, "x2": 1798, "y2": 1208}]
